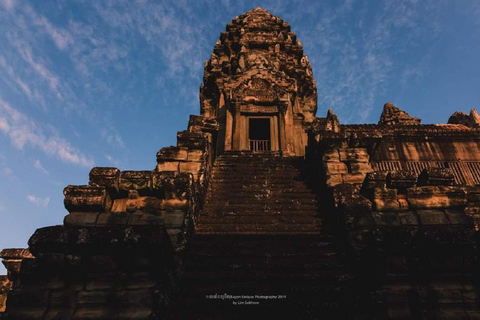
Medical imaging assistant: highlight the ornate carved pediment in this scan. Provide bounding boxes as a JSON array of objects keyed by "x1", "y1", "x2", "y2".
[{"x1": 232, "y1": 76, "x2": 285, "y2": 104}]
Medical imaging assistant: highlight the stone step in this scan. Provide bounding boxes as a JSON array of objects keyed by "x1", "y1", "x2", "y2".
[
  {"x1": 194, "y1": 224, "x2": 323, "y2": 235},
  {"x1": 204, "y1": 201, "x2": 317, "y2": 207},
  {"x1": 209, "y1": 176, "x2": 312, "y2": 182},
  {"x1": 205, "y1": 192, "x2": 317, "y2": 199},
  {"x1": 201, "y1": 210, "x2": 319, "y2": 217},
  {"x1": 196, "y1": 216, "x2": 321, "y2": 224},
  {"x1": 207, "y1": 182, "x2": 314, "y2": 189},
  {"x1": 186, "y1": 250, "x2": 341, "y2": 262},
  {"x1": 206, "y1": 189, "x2": 316, "y2": 197},
  {"x1": 201, "y1": 211, "x2": 318, "y2": 217},
  {"x1": 206, "y1": 192, "x2": 317, "y2": 199},
  {"x1": 209, "y1": 175, "x2": 306, "y2": 182},
  {"x1": 187, "y1": 234, "x2": 337, "y2": 245}
]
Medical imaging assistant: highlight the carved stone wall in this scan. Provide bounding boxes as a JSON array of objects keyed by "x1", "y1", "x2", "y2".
[{"x1": 307, "y1": 104, "x2": 480, "y2": 318}]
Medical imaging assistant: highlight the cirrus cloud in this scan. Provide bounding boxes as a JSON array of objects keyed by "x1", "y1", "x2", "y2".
[
  {"x1": 0, "y1": 97, "x2": 94, "y2": 167},
  {"x1": 26, "y1": 194, "x2": 50, "y2": 208}
]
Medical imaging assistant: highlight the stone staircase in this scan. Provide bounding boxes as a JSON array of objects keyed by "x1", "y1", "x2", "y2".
[
  {"x1": 197, "y1": 152, "x2": 324, "y2": 235},
  {"x1": 168, "y1": 152, "x2": 354, "y2": 319}
]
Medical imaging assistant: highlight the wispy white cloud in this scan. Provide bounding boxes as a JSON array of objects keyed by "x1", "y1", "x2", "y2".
[
  {"x1": 12, "y1": 39, "x2": 62, "y2": 100},
  {"x1": 33, "y1": 159, "x2": 48, "y2": 174},
  {"x1": 26, "y1": 194, "x2": 50, "y2": 208},
  {"x1": 23, "y1": 5, "x2": 74, "y2": 50},
  {"x1": 0, "y1": 117, "x2": 10, "y2": 132},
  {"x1": 0, "y1": 97, "x2": 94, "y2": 167},
  {"x1": 0, "y1": 55, "x2": 33, "y2": 100},
  {"x1": 105, "y1": 154, "x2": 120, "y2": 167},
  {"x1": 0, "y1": 0, "x2": 14, "y2": 10},
  {"x1": 299, "y1": 0, "x2": 446, "y2": 123},
  {"x1": 101, "y1": 128, "x2": 125, "y2": 149},
  {"x1": 90, "y1": 1, "x2": 209, "y2": 80}
]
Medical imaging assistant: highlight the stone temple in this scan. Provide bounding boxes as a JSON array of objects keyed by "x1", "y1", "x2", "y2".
[{"x1": 2, "y1": 7, "x2": 480, "y2": 319}]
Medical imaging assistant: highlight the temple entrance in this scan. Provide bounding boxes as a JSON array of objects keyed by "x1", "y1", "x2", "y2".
[{"x1": 249, "y1": 118, "x2": 271, "y2": 152}]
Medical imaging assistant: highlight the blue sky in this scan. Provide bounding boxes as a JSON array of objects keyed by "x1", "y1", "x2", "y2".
[{"x1": 0, "y1": 0, "x2": 479, "y2": 273}]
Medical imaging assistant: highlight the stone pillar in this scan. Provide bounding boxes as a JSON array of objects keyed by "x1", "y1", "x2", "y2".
[
  {"x1": 232, "y1": 105, "x2": 241, "y2": 150},
  {"x1": 279, "y1": 110, "x2": 288, "y2": 155},
  {"x1": 224, "y1": 108, "x2": 233, "y2": 151}
]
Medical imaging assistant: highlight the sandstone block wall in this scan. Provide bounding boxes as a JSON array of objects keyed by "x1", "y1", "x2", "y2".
[
  {"x1": 0, "y1": 115, "x2": 218, "y2": 319},
  {"x1": 322, "y1": 147, "x2": 373, "y2": 187}
]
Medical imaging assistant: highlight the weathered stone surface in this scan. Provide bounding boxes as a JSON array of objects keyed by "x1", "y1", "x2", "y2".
[
  {"x1": 325, "y1": 109, "x2": 341, "y2": 133},
  {"x1": 322, "y1": 149, "x2": 340, "y2": 162},
  {"x1": 445, "y1": 209, "x2": 473, "y2": 226},
  {"x1": 326, "y1": 174, "x2": 343, "y2": 187},
  {"x1": 324, "y1": 162, "x2": 348, "y2": 175},
  {"x1": 156, "y1": 161, "x2": 180, "y2": 172},
  {"x1": 0, "y1": 249, "x2": 34, "y2": 260},
  {"x1": 64, "y1": 212, "x2": 100, "y2": 227},
  {"x1": 407, "y1": 186, "x2": 467, "y2": 209},
  {"x1": 177, "y1": 131, "x2": 208, "y2": 150},
  {"x1": 3, "y1": 289, "x2": 49, "y2": 318},
  {"x1": 416, "y1": 209, "x2": 449, "y2": 225},
  {"x1": 156, "y1": 146, "x2": 188, "y2": 162},
  {"x1": 0, "y1": 276, "x2": 11, "y2": 312},
  {"x1": 342, "y1": 173, "x2": 366, "y2": 184},
  {"x1": 44, "y1": 291, "x2": 77, "y2": 320},
  {"x1": 96, "y1": 212, "x2": 130, "y2": 226},
  {"x1": 397, "y1": 211, "x2": 419, "y2": 226},
  {"x1": 448, "y1": 108, "x2": 480, "y2": 128},
  {"x1": 187, "y1": 149, "x2": 206, "y2": 162},
  {"x1": 387, "y1": 170, "x2": 416, "y2": 189},
  {"x1": 127, "y1": 212, "x2": 164, "y2": 226},
  {"x1": 162, "y1": 199, "x2": 188, "y2": 210},
  {"x1": 418, "y1": 167, "x2": 454, "y2": 186},
  {"x1": 119, "y1": 171, "x2": 152, "y2": 191},
  {"x1": 64, "y1": 185, "x2": 112, "y2": 213},
  {"x1": 188, "y1": 115, "x2": 219, "y2": 133},
  {"x1": 350, "y1": 162, "x2": 373, "y2": 174},
  {"x1": 89, "y1": 167, "x2": 120, "y2": 191},
  {"x1": 339, "y1": 148, "x2": 369, "y2": 162},
  {"x1": 179, "y1": 162, "x2": 203, "y2": 175},
  {"x1": 378, "y1": 102, "x2": 421, "y2": 125},
  {"x1": 372, "y1": 212, "x2": 401, "y2": 227},
  {"x1": 332, "y1": 184, "x2": 363, "y2": 207},
  {"x1": 365, "y1": 171, "x2": 389, "y2": 189},
  {"x1": 373, "y1": 188, "x2": 399, "y2": 211},
  {"x1": 152, "y1": 171, "x2": 192, "y2": 190},
  {"x1": 164, "y1": 210, "x2": 185, "y2": 228}
]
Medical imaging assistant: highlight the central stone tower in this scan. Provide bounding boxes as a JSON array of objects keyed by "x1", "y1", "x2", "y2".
[{"x1": 200, "y1": 7, "x2": 317, "y2": 156}]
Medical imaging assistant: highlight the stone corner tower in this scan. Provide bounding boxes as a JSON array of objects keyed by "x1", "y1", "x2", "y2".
[{"x1": 200, "y1": 7, "x2": 317, "y2": 156}]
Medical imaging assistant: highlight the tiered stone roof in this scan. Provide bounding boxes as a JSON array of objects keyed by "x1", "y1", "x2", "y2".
[{"x1": 200, "y1": 7, "x2": 317, "y2": 122}]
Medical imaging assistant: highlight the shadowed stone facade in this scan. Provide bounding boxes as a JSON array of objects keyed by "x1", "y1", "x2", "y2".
[{"x1": 2, "y1": 7, "x2": 480, "y2": 319}]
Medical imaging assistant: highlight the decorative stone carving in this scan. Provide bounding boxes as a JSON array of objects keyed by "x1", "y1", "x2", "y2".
[
  {"x1": 378, "y1": 102, "x2": 421, "y2": 125},
  {"x1": 448, "y1": 108, "x2": 480, "y2": 128},
  {"x1": 418, "y1": 167, "x2": 454, "y2": 186},
  {"x1": 64, "y1": 185, "x2": 112, "y2": 213}
]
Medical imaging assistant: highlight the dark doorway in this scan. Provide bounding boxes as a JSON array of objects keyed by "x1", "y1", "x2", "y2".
[{"x1": 249, "y1": 118, "x2": 270, "y2": 151}]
